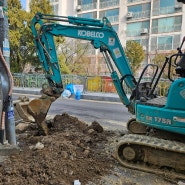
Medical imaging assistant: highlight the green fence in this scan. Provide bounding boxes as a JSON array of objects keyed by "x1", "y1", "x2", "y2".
[
  {"x1": 13, "y1": 73, "x2": 171, "y2": 96},
  {"x1": 13, "y1": 73, "x2": 48, "y2": 88},
  {"x1": 13, "y1": 73, "x2": 87, "y2": 90}
]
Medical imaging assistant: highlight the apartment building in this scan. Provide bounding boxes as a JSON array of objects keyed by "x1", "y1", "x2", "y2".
[
  {"x1": 126, "y1": 0, "x2": 184, "y2": 65},
  {"x1": 26, "y1": 0, "x2": 75, "y2": 15},
  {"x1": 26, "y1": 0, "x2": 185, "y2": 75}
]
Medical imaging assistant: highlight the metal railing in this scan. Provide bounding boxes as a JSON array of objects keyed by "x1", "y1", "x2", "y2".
[
  {"x1": 81, "y1": 2, "x2": 97, "y2": 11},
  {"x1": 99, "y1": 0, "x2": 119, "y2": 9},
  {"x1": 126, "y1": 29, "x2": 144, "y2": 37},
  {"x1": 13, "y1": 73, "x2": 171, "y2": 96},
  {"x1": 151, "y1": 43, "x2": 177, "y2": 51},
  {"x1": 127, "y1": 10, "x2": 150, "y2": 20},
  {"x1": 153, "y1": 6, "x2": 182, "y2": 16},
  {"x1": 13, "y1": 73, "x2": 48, "y2": 88},
  {"x1": 127, "y1": 0, "x2": 149, "y2": 4},
  {"x1": 152, "y1": 24, "x2": 181, "y2": 34},
  {"x1": 103, "y1": 15, "x2": 119, "y2": 23}
]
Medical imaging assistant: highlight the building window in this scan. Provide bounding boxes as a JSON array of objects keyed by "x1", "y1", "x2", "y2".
[
  {"x1": 158, "y1": 36, "x2": 172, "y2": 50},
  {"x1": 78, "y1": 0, "x2": 93, "y2": 4},
  {"x1": 153, "y1": 0, "x2": 182, "y2": 16},
  {"x1": 152, "y1": 16, "x2": 182, "y2": 34},
  {"x1": 112, "y1": 25, "x2": 118, "y2": 33},
  {"x1": 151, "y1": 35, "x2": 180, "y2": 51},
  {"x1": 52, "y1": 4, "x2": 59, "y2": 15},
  {"x1": 127, "y1": 21, "x2": 149, "y2": 37},
  {"x1": 78, "y1": 0, "x2": 97, "y2": 11},
  {"x1": 128, "y1": 3, "x2": 150, "y2": 19},
  {"x1": 99, "y1": 8, "x2": 119, "y2": 23}
]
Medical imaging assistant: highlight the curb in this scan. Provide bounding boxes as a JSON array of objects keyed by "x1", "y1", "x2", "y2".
[
  {"x1": 81, "y1": 93, "x2": 120, "y2": 102},
  {"x1": 13, "y1": 87, "x2": 42, "y2": 95},
  {"x1": 13, "y1": 87, "x2": 121, "y2": 102}
]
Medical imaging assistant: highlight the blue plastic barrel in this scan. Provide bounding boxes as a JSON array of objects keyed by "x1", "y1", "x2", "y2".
[{"x1": 75, "y1": 90, "x2": 81, "y2": 100}]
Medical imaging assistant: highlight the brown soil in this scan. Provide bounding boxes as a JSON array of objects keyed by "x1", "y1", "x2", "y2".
[{"x1": 0, "y1": 113, "x2": 180, "y2": 185}]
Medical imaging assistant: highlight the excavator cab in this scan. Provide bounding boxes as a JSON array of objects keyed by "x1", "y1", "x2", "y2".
[
  {"x1": 176, "y1": 53, "x2": 185, "y2": 77},
  {"x1": 127, "y1": 36, "x2": 185, "y2": 133}
]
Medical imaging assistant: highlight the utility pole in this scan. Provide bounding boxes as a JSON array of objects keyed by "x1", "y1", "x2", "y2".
[{"x1": 0, "y1": 0, "x2": 16, "y2": 145}]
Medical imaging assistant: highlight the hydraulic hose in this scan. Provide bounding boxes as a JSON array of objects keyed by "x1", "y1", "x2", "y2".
[
  {"x1": 0, "y1": 49, "x2": 14, "y2": 95},
  {"x1": 0, "y1": 48, "x2": 14, "y2": 143}
]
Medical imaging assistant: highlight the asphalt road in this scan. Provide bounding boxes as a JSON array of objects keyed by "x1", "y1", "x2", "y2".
[{"x1": 13, "y1": 93, "x2": 132, "y2": 131}]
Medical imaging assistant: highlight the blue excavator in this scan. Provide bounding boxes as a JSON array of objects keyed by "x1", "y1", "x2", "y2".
[{"x1": 28, "y1": 8, "x2": 185, "y2": 179}]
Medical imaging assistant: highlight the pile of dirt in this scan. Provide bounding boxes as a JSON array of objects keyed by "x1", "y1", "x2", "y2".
[
  {"x1": 0, "y1": 113, "x2": 118, "y2": 185},
  {"x1": 0, "y1": 113, "x2": 181, "y2": 185}
]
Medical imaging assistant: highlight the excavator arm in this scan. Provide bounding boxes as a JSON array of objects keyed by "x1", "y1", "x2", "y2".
[{"x1": 31, "y1": 13, "x2": 137, "y2": 109}]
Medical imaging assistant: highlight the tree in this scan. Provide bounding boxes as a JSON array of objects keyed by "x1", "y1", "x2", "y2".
[
  {"x1": 58, "y1": 54, "x2": 71, "y2": 74},
  {"x1": 57, "y1": 38, "x2": 91, "y2": 75},
  {"x1": 8, "y1": 0, "x2": 92, "y2": 75},
  {"x1": 8, "y1": 0, "x2": 53, "y2": 72},
  {"x1": 29, "y1": 0, "x2": 53, "y2": 15},
  {"x1": 8, "y1": 0, "x2": 28, "y2": 72},
  {"x1": 125, "y1": 40, "x2": 145, "y2": 75},
  {"x1": 22, "y1": 0, "x2": 53, "y2": 69}
]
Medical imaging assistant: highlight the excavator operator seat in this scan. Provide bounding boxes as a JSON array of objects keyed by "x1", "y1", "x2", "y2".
[{"x1": 176, "y1": 54, "x2": 185, "y2": 78}]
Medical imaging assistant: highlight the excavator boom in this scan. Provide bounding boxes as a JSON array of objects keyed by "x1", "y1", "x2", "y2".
[
  {"x1": 27, "y1": 13, "x2": 139, "y2": 134},
  {"x1": 31, "y1": 13, "x2": 137, "y2": 107}
]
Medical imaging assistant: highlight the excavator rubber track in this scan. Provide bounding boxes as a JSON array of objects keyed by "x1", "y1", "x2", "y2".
[{"x1": 115, "y1": 134, "x2": 185, "y2": 180}]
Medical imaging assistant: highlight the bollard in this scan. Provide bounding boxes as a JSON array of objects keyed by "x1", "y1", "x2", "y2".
[{"x1": 75, "y1": 90, "x2": 81, "y2": 100}]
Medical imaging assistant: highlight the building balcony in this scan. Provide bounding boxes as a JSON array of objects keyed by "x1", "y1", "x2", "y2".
[
  {"x1": 99, "y1": 15, "x2": 119, "y2": 23},
  {"x1": 106, "y1": 15, "x2": 119, "y2": 23},
  {"x1": 99, "y1": 0, "x2": 119, "y2": 9},
  {"x1": 77, "y1": 3, "x2": 97, "y2": 12},
  {"x1": 152, "y1": 24, "x2": 181, "y2": 34},
  {"x1": 126, "y1": 28, "x2": 148, "y2": 37},
  {"x1": 127, "y1": 10, "x2": 150, "y2": 20},
  {"x1": 151, "y1": 42, "x2": 179, "y2": 51},
  {"x1": 152, "y1": 6, "x2": 182, "y2": 16},
  {"x1": 151, "y1": 43, "x2": 173, "y2": 51},
  {"x1": 127, "y1": 0, "x2": 150, "y2": 4}
]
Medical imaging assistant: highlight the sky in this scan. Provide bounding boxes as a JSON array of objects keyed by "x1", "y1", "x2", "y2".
[{"x1": 20, "y1": 0, "x2": 26, "y2": 10}]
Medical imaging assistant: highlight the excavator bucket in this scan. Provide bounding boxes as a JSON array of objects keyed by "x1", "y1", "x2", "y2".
[
  {"x1": 13, "y1": 85, "x2": 62, "y2": 135},
  {"x1": 13, "y1": 95, "x2": 55, "y2": 135},
  {"x1": 27, "y1": 95, "x2": 55, "y2": 135}
]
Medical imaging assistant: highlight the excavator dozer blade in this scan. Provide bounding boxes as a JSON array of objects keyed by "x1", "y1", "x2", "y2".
[
  {"x1": 13, "y1": 96, "x2": 35, "y2": 124},
  {"x1": 14, "y1": 101, "x2": 34, "y2": 123}
]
